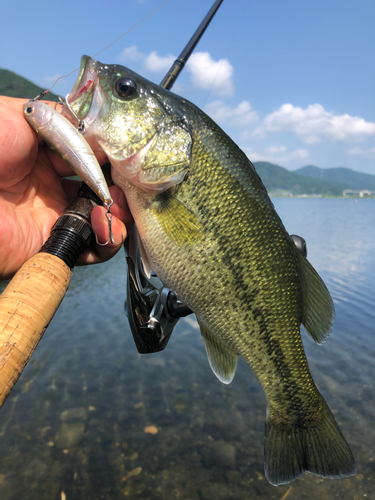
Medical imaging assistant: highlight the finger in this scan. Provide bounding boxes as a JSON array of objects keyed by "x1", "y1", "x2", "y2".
[
  {"x1": 77, "y1": 186, "x2": 133, "y2": 265},
  {"x1": 0, "y1": 97, "x2": 39, "y2": 188},
  {"x1": 83, "y1": 205, "x2": 126, "y2": 263},
  {"x1": 76, "y1": 206, "x2": 126, "y2": 265},
  {"x1": 107, "y1": 185, "x2": 134, "y2": 229},
  {"x1": 91, "y1": 185, "x2": 133, "y2": 249}
]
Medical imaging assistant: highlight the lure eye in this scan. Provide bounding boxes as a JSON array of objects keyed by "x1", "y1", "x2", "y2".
[
  {"x1": 115, "y1": 77, "x2": 137, "y2": 99},
  {"x1": 25, "y1": 106, "x2": 34, "y2": 115}
]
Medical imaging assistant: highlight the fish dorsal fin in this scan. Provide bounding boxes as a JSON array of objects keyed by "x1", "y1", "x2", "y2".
[
  {"x1": 137, "y1": 232, "x2": 153, "y2": 279},
  {"x1": 298, "y1": 251, "x2": 335, "y2": 344},
  {"x1": 199, "y1": 324, "x2": 238, "y2": 384},
  {"x1": 152, "y1": 191, "x2": 204, "y2": 246}
]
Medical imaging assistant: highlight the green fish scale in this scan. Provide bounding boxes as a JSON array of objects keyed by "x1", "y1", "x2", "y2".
[{"x1": 127, "y1": 109, "x2": 324, "y2": 429}]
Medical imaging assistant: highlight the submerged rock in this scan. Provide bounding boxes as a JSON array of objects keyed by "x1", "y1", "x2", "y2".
[
  {"x1": 23, "y1": 458, "x2": 48, "y2": 477},
  {"x1": 225, "y1": 470, "x2": 241, "y2": 484},
  {"x1": 60, "y1": 407, "x2": 88, "y2": 422},
  {"x1": 199, "y1": 482, "x2": 233, "y2": 500},
  {"x1": 55, "y1": 422, "x2": 85, "y2": 448},
  {"x1": 201, "y1": 440, "x2": 237, "y2": 468}
]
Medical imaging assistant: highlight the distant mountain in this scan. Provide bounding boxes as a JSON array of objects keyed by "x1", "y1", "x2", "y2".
[
  {"x1": 253, "y1": 161, "x2": 343, "y2": 196},
  {"x1": 2, "y1": 69, "x2": 373, "y2": 196},
  {"x1": 0, "y1": 69, "x2": 59, "y2": 102},
  {"x1": 295, "y1": 165, "x2": 375, "y2": 191}
]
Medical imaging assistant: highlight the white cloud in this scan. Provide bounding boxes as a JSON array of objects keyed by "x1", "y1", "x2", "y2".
[
  {"x1": 242, "y1": 146, "x2": 309, "y2": 166},
  {"x1": 255, "y1": 103, "x2": 375, "y2": 143},
  {"x1": 186, "y1": 52, "x2": 234, "y2": 96},
  {"x1": 346, "y1": 146, "x2": 375, "y2": 158},
  {"x1": 118, "y1": 45, "x2": 145, "y2": 63},
  {"x1": 118, "y1": 46, "x2": 175, "y2": 73},
  {"x1": 43, "y1": 74, "x2": 63, "y2": 84},
  {"x1": 204, "y1": 100, "x2": 258, "y2": 127},
  {"x1": 117, "y1": 47, "x2": 235, "y2": 95},
  {"x1": 144, "y1": 51, "x2": 175, "y2": 73},
  {"x1": 291, "y1": 149, "x2": 310, "y2": 160},
  {"x1": 267, "y1": 145, "x2": 286, "y2": 154}
]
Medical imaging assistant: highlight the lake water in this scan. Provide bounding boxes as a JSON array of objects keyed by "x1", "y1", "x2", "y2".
[{"x1": 0, "y1": 198, "x2": 374, "y2": 500}]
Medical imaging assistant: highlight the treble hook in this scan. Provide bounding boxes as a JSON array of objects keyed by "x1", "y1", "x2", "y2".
[
  {"x1": 96, "y1": 200, "x2": 123, "y2": 246},
  {"x1": 56, "y1": 95, "x2": 86, "y2": 135}
]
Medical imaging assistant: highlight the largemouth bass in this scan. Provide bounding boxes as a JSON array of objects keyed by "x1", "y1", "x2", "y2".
[{"x1": 66, "y1": 55, "x2": 355, "y2": 486}]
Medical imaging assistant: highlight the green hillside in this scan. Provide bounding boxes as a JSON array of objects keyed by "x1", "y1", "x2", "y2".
[
  {"x1": 295, "y1": 165, "x2": 375, "y2": 191},
  {"x1": 253, "y1": 161, "x2": 343, "y2": 196},
  {"x1": 0, "y1": 68, "x2": 59, "y2": 102}
]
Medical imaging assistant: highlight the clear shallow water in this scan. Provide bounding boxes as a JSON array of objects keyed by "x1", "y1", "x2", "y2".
[{"x1": 0, "y1": 198, "x2": 374, "y2": 500}]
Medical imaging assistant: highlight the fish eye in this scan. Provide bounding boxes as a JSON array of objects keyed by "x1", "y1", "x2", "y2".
[
  {"x1": 25, "y1": 106, "x2": 34, "y2": 114},
  {"x1": 114, "y1": 77, "x2": 137, "y2": 99}
]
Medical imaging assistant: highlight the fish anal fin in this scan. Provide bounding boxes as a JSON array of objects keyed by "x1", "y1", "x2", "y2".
[
  {"x1": 265, "y1": 399, "x2": 356, "y2": 486},
  {"x1": 298, "y1": 251, "x2": 335, "y2": 344},
  {"x1": 199, "y1": 325, "x2": 238, "y2": 385}
]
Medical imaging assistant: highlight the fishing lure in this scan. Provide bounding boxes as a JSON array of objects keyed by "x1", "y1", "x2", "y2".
[
  {"x1": 23, "y1": 99, "x2": 121, "y2": 245},
  {"x1": 24, "y1": 99, "x2": 111, "y2": 205}
]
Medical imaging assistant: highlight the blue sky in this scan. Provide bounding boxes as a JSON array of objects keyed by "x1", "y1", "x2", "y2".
[{"x1": 1, "y1": 0, "x2": 374, "y2": 174}]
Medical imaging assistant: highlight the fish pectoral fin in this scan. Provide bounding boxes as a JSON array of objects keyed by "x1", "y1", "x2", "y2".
[
  {"x1": 199, "y1": 324, "x2": 238, "y2": 385},
  {"x1": 298, "y1": 251, "x2": 335, "y2": 344},
  {"x1": 264, "y1": 398, "x2": 356, "y2": 486},
  {"x1": 152, "y1": 191, "x2": 204, "y2": 246}
]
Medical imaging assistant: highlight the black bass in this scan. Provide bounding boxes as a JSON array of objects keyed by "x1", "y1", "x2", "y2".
[
  {"x1": 66, "y1": 55, "x2": 355, "y2": 486},
  {"x1": 23, "y1": 100, "x2": 111, "y2": 205}
]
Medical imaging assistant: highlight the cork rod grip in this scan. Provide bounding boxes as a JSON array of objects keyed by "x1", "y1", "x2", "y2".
[{"x1": 0, "y1": 253, "x2": 72, "y2": 408}]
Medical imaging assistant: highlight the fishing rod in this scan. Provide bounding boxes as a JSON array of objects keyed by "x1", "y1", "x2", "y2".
[
  {"x1": 0, "y1": 183, "x2": 103, "y2": 408},
  {"x1": 0, "y1": 0, "x2": 225, "y2": 408},
  {"x1": 160, "y1": 0, "x2": 224, "y2": 90}
]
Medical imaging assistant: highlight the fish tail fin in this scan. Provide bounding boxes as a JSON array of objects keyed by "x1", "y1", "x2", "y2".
[{"x1": 264, "y1": 399, "x2": 356, "y2": 486}]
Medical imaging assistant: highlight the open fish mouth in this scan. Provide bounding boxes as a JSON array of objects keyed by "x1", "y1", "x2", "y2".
[{"x1": 64, "y1": 56, "x2": 106, "y2": 129}]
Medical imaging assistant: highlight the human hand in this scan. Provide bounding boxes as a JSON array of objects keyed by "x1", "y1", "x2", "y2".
[{"x1": 0, "y1": 96, "x2": 133, "y2": 280}]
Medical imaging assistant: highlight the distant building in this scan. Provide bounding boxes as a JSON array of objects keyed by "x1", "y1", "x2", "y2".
[{"x1": 343, "y1": 189, "x2": 375, "y2": 197}]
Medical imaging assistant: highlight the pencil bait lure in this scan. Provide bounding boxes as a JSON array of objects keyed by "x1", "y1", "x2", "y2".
[
  {"x1": 23, "y1": 99, "x2": 111, "y2": 206},
  {"x1": 23, "y1": 99, "x2": 121, "y2": 246}
]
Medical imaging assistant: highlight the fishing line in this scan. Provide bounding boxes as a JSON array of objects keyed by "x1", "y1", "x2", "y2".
[
  {"x1": 201, "y1": 57, "x2": 225, "y2": 108},
  {"x1": 201, "y1": 4, "x2": 241, "y2": 108},
  {"x1": 92, "y1": 0, "x2": 170, "y2": 59},
  {"x1": 46, "y1": 0, "x2": 170, "y2": 94}
]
